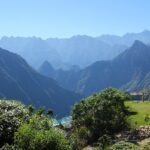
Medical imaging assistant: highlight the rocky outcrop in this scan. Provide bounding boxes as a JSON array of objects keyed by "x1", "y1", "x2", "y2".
[{"x1": 115, "y1": 126, "x2": 150, "y2": 141}]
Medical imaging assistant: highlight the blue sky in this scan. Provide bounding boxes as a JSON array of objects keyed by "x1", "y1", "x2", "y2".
[{"x1": 0, "y1": 0, "x2": 150, "y2": 38}]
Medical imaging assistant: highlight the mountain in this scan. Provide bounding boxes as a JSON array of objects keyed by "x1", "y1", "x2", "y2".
[
  {"x1": 0, "y1": 36, "x2": 31, "y2": 53},
  {"x1": 39, "y1": 60, "x2": 56, "y2": 78},
  {"x1": 46, "y1": 35, "x2": 127, "y2": 68},
  {"x1": 46, "y1": 30, "x2": 150, "y2": 68},
  {"x1": 0, "y1": 47, "x2": 81, "y2": 117},
  {"x1": 114, "y1": 40, "x2": 150, "y2": 91},
  {"x1": 39, "y1": 60, "x2": 81, "y2": 93},
  {"x1": 20, "y1": 38, "x2": 61, "y2": 69},
  {"x1": 98, "y1": 30, "x2": 150, "y2": 46},
  {"x1": 0, "y1": 37, "x2": 64, "y2": 69},
  {"x1": 1, "y1": 30, "x2": 150, "y2": 70},
  {"x1": 39, "y1": 40, "x2": 150, "y2": 96},
  {"x1": 0, "y1": 36, "x2": 126, "y2": 69}
]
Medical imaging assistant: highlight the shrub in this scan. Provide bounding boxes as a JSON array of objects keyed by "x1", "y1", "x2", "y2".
[
  {"x1": 144, "y1": 114, "x2": 150, "y2": 123},
  {"x1": 98, "y1": 134, "x2": 113, "y2": 149},
  {"x1": 140, "y1": 140, "x2": 150, "y2": 150},
  {"x1": 0, "y1": 100, "x2": 29, "y2": 147},
  {"x1": 14, "y1": 115, "x2": 70, "y2": 150},
  {"x1": 70, "y1": 126, "x2": 91, "y2": 150},
  {"x1": 1, "y1": 143, "x2": 20, "y2": 150},
  {"x1": 110, "y1": 141, "x2": 139, "y2": 150},
  {"x1": 72, "y1": 88, "x2": 130, "y2": 145}
]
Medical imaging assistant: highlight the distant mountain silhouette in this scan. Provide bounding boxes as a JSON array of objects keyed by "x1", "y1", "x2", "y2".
[
  {"x1": 20, "y1": 38, "x2": 61, "y2": 69},
  {"x1": 39, "y1": 60, "x2": 56, "y2": 78},
  {"x1": 46, "y1": 35, "x2": 127, "y2": 68},
  {"x1": 39, "y1": 40, "x2": 150, "y2": 96},
  {"x1": 98, "y1": 30, "x2": 150, "y2": 46},
  {"x1": 1, "y1": 30, "x2": 150, "y2": 70},
  {"x1": 0, "y1": 35, "x2": 127, "y2": 69},
  {"x1": 0, "y1": 48, "x2": 81, "y2": 117}
]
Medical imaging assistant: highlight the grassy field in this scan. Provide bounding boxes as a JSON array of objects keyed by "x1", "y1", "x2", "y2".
[{"x1": 126, "y1": 101, "x2": 150, "y2": 127}]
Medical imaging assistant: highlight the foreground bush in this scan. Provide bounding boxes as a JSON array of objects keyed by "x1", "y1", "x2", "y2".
[
  {"x1": 14, "y1": 115, "x2": 70, "y2": 150},
  {"x1": 0, "y1": 100, "x2": 70, "y2": 150},
  {"x1": 1, "y1": 143, "x2": 19, "y2": 150},
  {"x1": 72, "y1": 88, "x2": 130, "y2": 147},
  {"x1": 139, "y1": 139, "x2": 150, "y2": 150},
  {"x1": 110, "y1": 141, "x2": 139, "y2": 150},
  {"x1": 70, "y1": 126, "x2": 90, "y2": 150},
  {"x1": 0, "y1": 100, "x2": 29, "y2": 147}
]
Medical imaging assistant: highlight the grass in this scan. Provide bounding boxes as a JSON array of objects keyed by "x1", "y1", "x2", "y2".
[
  {"x1": 126, "y1": 101, "x2": 150, "y2": 128},
  {"x1": 83, "y1": 101, "x2": 150, "y2": 150}
]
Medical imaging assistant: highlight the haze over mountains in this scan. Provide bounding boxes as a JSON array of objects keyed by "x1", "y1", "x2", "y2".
[
  {"x1": 1, "y1": 30, "x2": 150, "y2": 70},
  {"x1": 1, "y1": 30, "x2": 150, "y2": 116},
  {"x1": 0, "y1": 47, "x2": 81, "y2": 117},
  {"x1": 39, "y1": 40, "x2": 150, "y2": 96}
]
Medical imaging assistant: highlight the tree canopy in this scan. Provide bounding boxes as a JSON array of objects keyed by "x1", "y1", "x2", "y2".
[{"x1": 72, "y1": 88, "x2": 130, "y2": 145}]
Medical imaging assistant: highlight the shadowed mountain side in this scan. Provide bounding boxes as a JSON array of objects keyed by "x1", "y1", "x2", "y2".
[
  {"x1": 39, "y1": 40, "x2": 150, "y2": 96},
  {"x1": 0, "y1": 48, "x2": 81, "y2": 117}
]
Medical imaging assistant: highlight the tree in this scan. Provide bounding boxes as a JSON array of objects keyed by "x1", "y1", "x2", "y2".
[{"x1": 72, "y1": 88, "x2": 130, "y2": 145}]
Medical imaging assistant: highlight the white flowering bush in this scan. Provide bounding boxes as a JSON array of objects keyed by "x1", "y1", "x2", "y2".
[{"x1": 0, "y1": 100, "x2": 29, "y2": 147}]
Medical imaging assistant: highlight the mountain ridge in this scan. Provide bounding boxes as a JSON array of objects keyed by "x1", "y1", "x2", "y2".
[
  {"x1": 0, "y1": 47, "x2": 81, "y2": 117},
  {"x1": 1, "y1": 30, "x2": 150, "y2": 70},
  {"x1": 39, "y1": 40, "x2": 150, "y2": 96}
]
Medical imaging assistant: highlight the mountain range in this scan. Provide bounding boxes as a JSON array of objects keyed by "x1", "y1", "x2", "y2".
[
  {"x1": 1, "y1": 31, "x2": 150, "y2": 117},
  {"x1": 1, "y1": 30, "x2": 150, "y2": 70},
  {"x1": 39, "y1": 40, "x2": 150, "y2": 96},
  {"x1": 0, "y1": 47, "x2": 81, "y2": 117}
]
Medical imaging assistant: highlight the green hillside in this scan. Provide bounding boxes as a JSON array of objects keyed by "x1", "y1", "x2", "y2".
[{"x1": 126, "y1": 101, "x2": 150, "y2": 127}]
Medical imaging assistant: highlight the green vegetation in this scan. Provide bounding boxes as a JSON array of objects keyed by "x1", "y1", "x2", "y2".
[
  {"x1": 0, "y1": 88, "x2": 150, "y2": 149},
  {"x1": 126, "y1": 101, "x2": 150, "y2": 127},
  {"x1": 110, "y1": 141, "x2": 139, "y2": 150},
  {"x1": 0, "y1": 100, "x2": 29, "y2": 147},
  {"x1": 0, "y1": 100, "x2": 69, "y2": 150},
  {"x1": 139, "y1": 138, "x2": 150, "y2": 150},
  {"x1": 14, "y1": 115, "x2": 69, "y2": 150},
  {"x1": 71, "y1": 88, "x2": 130, "y2": 149}
]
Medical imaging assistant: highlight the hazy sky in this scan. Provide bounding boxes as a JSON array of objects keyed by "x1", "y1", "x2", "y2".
[{"x1": 0, "y1": 0, "x2": 150, "y2": 38}]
